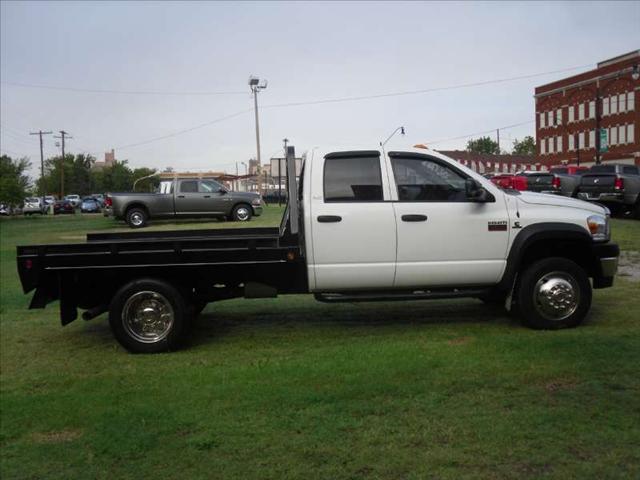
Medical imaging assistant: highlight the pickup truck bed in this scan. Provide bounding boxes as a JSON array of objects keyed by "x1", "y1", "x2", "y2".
[{"x1": 17, "y1": 220, "x2": 306, "y2": 325}]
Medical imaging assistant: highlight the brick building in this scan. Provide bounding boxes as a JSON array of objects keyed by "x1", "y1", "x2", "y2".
[{"x1": 535, "y1": 50, "x2": 640, "y2": 168}]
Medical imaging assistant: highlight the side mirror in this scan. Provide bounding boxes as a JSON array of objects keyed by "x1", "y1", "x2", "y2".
[
  {"x1": 219, "y1": 187, "x2": 228, "y2": 194},
  {"x1": 465, "y1": 178, "x2": 489, "y2": 202}
]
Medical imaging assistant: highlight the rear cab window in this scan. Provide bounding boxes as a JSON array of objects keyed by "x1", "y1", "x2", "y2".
[
  {"x1": 323, "y1": 155, "x2": 383, "y2": 202},
  {"x1": 179, "y1": 180, "x2": 198, "y2": 193}
]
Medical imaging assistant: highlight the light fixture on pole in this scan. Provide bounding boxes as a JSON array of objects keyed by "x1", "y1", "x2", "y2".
[
  {"x1": 380, "y1": 126, "x2": 406, "y2": 148},
  {"x1": 632, "y1": 64, "x2": 639, "y2": 81},
  {"x1": 248, "y1": 76, "x2": 267, "y2": 190}
]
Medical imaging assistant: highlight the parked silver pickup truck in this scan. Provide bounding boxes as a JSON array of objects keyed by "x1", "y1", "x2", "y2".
[
  {"x1": 107, "y1": 178, "x2": 263, "y2": 228},
  {"x1": 576, "y1": 164, "x2": 640, "y2": 218}
]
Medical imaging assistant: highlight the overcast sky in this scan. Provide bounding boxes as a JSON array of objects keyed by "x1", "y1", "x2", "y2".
[{"x1": 1, "y1": 1, "x2": 639, "y2": 177}]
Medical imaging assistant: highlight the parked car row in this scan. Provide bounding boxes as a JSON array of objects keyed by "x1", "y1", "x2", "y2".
[{"x1": 486, "y1": 163, "x2": 639, "y2": 218}]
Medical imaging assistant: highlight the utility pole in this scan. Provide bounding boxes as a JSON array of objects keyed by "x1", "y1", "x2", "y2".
[
  {"x1": 235, "y1": 162, "x2": 239, "y2": 191},
  {"x1": 29, "y1": 130, "x2": 53, "y2": 207},
  {"x1": 53, "y1": 130, "x2": 72, "y2": 198},
  {"x1": 594, "y1": 87, "x2": 601, "y2": 165},
  {"x1": 280, "y1": 138, "x2": 288, "y2": 206},
  {"x1": 496, "y1": 129, "x2": 500, "y2": 154}
]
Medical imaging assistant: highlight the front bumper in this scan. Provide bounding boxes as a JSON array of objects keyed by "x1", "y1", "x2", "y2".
[
  {"x1": 252, "y1": 205, "x2": 263, "y2": 216},
  {"x1": 591, "y1": 242, "x2": 620, "y2": 288},
  {"x1": 578, "y1": 192, "x2": 624, "y2": 203}
]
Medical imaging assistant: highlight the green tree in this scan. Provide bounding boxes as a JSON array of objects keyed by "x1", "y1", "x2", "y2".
[
  {"x1": 96, "y1": 160, "x2": 134, "y2": 192},
  {"x1": 512, "y1": 136, "x2": 536, "y2": 156},
  {"x1": 132, "y1": 167, "x2": 159, "y2": 192},
  {"x1": 0, "y1": 155, "x2": 32, "y2": 206},
  {"x1": 466, "y1": 136, "x2": 500, "y2": 155},
  {"x1": 37, "y1": 153, "x2": 95, "y2": 197}
]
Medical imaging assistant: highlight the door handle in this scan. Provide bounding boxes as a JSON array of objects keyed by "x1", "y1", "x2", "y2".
[
  {"x1": 177, "y1": 195, "x2": 185, "y2": 198},
  {"x1": 401, "y1": 214, "x2": 428, "y2": 222},
  {"x1": 317, "y1": 215, "x2": 342, "y2": 223}
]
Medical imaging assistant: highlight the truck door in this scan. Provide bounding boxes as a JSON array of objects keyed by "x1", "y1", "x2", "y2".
[
  {"x1": 175, "y1": 180, "x2": 201, "y2": 215},
  {"x1": 199, "y1": 179, "x2": 229, "y2": 214},
  {"x1": 310, "y1": 151, "x2": 397, "y2": 291},
  {"x1": 387, "y1": 152, "x2": 510, "y2": 288}
]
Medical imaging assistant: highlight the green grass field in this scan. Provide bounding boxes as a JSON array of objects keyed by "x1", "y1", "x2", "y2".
[{"x1": 1, "y1": 209, "x2": 639, "y2": 479}]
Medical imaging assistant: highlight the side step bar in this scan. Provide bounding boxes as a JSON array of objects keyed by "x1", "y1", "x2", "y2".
[{"x1": 314, "y1": 288, "x2": 490, "y2": 303}]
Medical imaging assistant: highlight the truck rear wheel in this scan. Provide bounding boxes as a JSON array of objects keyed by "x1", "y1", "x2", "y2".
[
  {"x1": 232, "y1": 204, "x2": 252, "y2": 222},
  {"x1": 109, "y1": 278, "x2": 190, "y2": 353},
  {"x1": 126, "y1": 207, "x2": 148, "y2": 228},
  {"x1": 515, "y1": 257, "x2": 591, "y2": 330}
]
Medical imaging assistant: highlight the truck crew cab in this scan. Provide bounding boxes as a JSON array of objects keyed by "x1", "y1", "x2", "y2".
[{"x1": 17, "y1": 146, "x2": 619, "y2": 353}]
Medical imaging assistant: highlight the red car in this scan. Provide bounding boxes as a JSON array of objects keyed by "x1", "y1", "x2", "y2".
[{"x1": 490, "y1": 174, "x2": 528, "y2": 191}]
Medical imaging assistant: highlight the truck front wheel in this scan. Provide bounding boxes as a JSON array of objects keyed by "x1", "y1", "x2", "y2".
[
  {"x1": 232, "y1": 204, "x2": 252, "y2": 222},
  {"x1": 126, "y1": 207, "x2": 148, "y2": 228},
  {"x1": 109, "y1": 278, "x2": 190, "y2": 353},
  {"x1": 515, "y1": 257, "x2": 591, "y2": 330}
]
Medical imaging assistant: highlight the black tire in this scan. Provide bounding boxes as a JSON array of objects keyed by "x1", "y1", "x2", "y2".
[
  {"x1": 231, "y1": 203, "x2": 252, "y2": 222},
  {"x1": 109, "y1": 278, "x2": 190, "y2": 353},
  {"x1": 633, "y1": 199, "x2": 640, "y2": 220},
  {"x1": 515, "y1": 257, "x2": 591, "y2": 330},
  {"x1": 126, "y1": 207, "x2": 148, "y2": 228}
]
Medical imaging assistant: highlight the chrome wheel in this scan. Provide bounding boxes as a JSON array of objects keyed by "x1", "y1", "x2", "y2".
[
  {"x1": 130, "y1": 212, "x2": 144, "y2": 227},
  {"x1": 235, "y1": 206, "x2": 250, "y2": 221},
  {"x1": 122, "y1": 291, "x2": 174, "y2": 343},
  {"x1": 533, "y1": 271, "x2": 580, "y2": 321}
]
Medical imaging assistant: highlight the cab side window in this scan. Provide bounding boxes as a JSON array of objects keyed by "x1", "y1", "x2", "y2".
[
  {"x1": 179, "y1": 180, "x2": 198, "y2": 193},
  {"x1": 324, "y1": 156, "x2": 383, "y2": 202},
  {"x1": 200, "y1": 180, "x2": 223, "y2": 193},
  {"x1": 392, "y1": 157, "x2": 467, "y2": 202}
]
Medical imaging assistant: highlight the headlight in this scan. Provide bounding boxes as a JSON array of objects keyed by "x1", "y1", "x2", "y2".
[
  {"x1": 251, "y1": 197, "x2": 262, "y2": 206},
  {"x1": 587, "y1": 214, "x2": 609, "y2": 242}
]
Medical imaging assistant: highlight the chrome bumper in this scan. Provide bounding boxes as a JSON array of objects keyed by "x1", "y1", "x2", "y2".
[{"x1": 600, "y1": 257, "x2": 619, "y2": 278}]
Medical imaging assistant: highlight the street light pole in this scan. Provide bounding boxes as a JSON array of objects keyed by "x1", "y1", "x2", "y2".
[{"x1": 248, "y1": 76, "x2": 267, "y2": 194}]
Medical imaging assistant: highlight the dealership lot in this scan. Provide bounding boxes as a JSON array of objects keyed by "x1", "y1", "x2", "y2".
[{"x1": 1, "y1": 209, "x2": 639, "y2": 479}]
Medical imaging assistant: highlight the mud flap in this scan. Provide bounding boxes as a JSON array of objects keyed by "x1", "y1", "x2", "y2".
[{"x1": 59, "y1": 273, "x2": 78, "y2": 326}]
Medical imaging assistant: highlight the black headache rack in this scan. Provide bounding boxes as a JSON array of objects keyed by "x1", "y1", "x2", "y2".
[{"x1": 16, "y1": 146, "x2": 306, "y2": 325}]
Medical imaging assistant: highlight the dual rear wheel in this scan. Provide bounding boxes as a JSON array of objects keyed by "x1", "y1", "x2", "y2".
[{"x1": 109, "y1": 278, "x2": 207, "y2": 353}]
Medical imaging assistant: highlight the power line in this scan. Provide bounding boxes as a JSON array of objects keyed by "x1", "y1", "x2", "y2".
[
  {"x1": 261, "y1": 64, "x2": 594, "y2": 109},
  {"x1": 0, "y1": 80, "x2": 247, "y2": 96},
  {"x1": 115, "y1": 108, "x2": 253, "y2": 150},
  {"x1": 426, "y1": 120, "x2": 534, "y2": 146}
]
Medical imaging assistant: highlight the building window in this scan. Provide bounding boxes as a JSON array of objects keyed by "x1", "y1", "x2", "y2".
[
  {"x1": 611, "y1": 96, "x2": 618, "y2": 114},
  {"x1": 589, "y1": 100, "x2": 595, "y2": 119},
  {"x1": 628, "y1": 124, "x2": 635, "y2": 143},
  {"x1": 568, "y1": 134, "x2": 575, "y2": 151},
  {"x1": 557, "y1": 135, "x2": 563, "y2": 152},
  {"x1": 548, "y1": 137, "x2": 554, "y2": 154},
  {"x1": 579, "y1": 132, "x2": 585, "y2": 149},
  {"x1": 540, "y1": 138, "x2": 546, "y2": 155},
  {"x1": 539, "y1": 112, "x2": 545, "y2": 128},
  {"x1": 568, "y1": 105, "x2": 575, "y2": 122},
  {"x1": 603, "y1": 97, "x2": 610, "y2": 116},
  {"x1": 627, "y1": 91, "x2": 635, "y2": 111},
  {"x1": 619, "y1": 93, "x2": 627, "y2": 113},
  {"x1": 619, "y1": 125, "x2": 626, "y2": 144},
  {"x1": 610, "y1": 126, "x2": 618, "y2": 145},
  {"x1": 589, "y1": 130, "x2": 595, "y2": 149},
  {"x1": 578, "y1": 103, "x2": 585, "y2": 120},
  {"x1": 548, "y1": 111, "x2": 554, "y2": 127},
  {"x1": 556, "y1": 108, "x2": 562, "y2": 125}
]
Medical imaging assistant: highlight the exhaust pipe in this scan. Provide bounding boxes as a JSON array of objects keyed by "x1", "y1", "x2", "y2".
[{"x1": 82, "y1": 304, "x2": 108, "y2": 321}]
